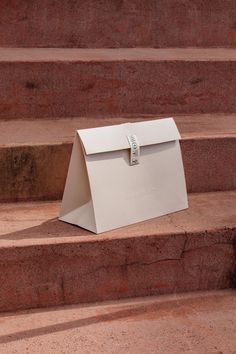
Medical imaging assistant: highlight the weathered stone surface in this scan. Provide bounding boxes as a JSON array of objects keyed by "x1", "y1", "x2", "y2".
[
  {"x1": 0, "y1": 290, "x2": 235, "y2": 353},
  {"x1": 0, "y1": 191, "x2": 235, "y2": 312},
  {"x1": 1, "y1": 0, "x2": 236, "y2": 48},
  {"x1": 0, "y1": 144, "x2": 71, "y2": 201},
  {"x1": 1, "y1": 48, "x2": 236, "y2": 119},
  {"x1": 0, "y1": 114, "x2": 235, "y2": 201}
]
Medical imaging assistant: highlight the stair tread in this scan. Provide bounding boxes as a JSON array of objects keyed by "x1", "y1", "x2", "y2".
[
  {"x1": 1, "y1": 47, "x2": 236, "y2": 62},
  {"x1": 0, "y1": 190, "x2": 235, "y2": 248},
  {"x1": 1, "y1": 290, "x2": 235, "y2": 353},
  {"x1": 1, "y1": 114, "x2": 236, "y2": 147},
  {"x1": 1, "y1": 48, "x2": 236, "y2": 119}
]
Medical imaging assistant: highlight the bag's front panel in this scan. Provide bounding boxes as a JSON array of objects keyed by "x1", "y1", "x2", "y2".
[{"x1": 85, "y1": 140, "x2": 188, "y2": 233}]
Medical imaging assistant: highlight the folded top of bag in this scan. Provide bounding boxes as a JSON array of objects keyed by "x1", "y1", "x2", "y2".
[{"x1": 78, "y1": 117, "x2": 180, "y2": 155}]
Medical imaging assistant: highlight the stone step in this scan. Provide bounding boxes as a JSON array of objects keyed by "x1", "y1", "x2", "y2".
[
  {"x1": 1, "y1": 48, "x2": 236, "y2": 119},
  {"x1": 0, "y1": 114, "x2": 235, "y2": 202},
  {"x1": 0, "y1": 290, "x2": 235, "y2": 353},
  {"x1": 0, "y1": 114, "x2": 236, "y2": 202},
  {"x1": 0, "y1": 190, "x2": 235, "y2": 312},
  {"x1": 1, "y1": 1, "x2": 236, "y2": 48}
]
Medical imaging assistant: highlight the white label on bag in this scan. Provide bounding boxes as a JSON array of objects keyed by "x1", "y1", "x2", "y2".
[{"x1": 127, "y1": 135, "x2": 140, "y2": 165}]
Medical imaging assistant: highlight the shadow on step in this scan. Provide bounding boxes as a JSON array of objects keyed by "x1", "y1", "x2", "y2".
[
  {"x1": 0, "y1": 218, "x2": 93, "y2": 241},
  {"x1": 0, "y1": 291, "x2": 235, "y2": 344}
]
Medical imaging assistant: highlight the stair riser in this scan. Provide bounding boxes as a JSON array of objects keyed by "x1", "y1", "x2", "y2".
[
  {"x1": 1, "y1": 0, "x2": 236, "y2": 48},
  {"x1": 182, "y1": 138, "x2": 236, "y2": 193},
  {"x1": 0, "y1": 229, "x2": 235, "y2": 312},
  {"x1": 0, "y1": 137, "x2": 235, "y2": 202},
  {"x1": 1, "y1": 61, "x2": 236, "y2": 119}
]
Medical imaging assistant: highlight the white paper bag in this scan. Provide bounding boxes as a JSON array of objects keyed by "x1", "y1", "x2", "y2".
[{"x1": 59, "y1": 118, "x2": 188, "y2": 233}]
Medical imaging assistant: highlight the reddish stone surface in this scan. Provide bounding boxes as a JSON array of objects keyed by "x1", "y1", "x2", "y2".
[
  {"x1": 0, "y1": 290, "x2": 236, "y2": 353},
  {"x1": 0, "y1": 144, "x2": 72, "y2": 202},
  {"x1": 1, "y1": 48, "x2": 236, "y2": 119},
  {"x1": 0, "y1": 191, "x2": 235, "y2": 312},
  {"x1": 1, "y1": 1, "x2": 236, "y2": 48},
  {"x1": 0, "y1": 114, "x2": 235, "y2": 201}
]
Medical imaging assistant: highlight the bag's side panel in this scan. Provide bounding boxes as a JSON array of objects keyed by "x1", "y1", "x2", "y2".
[
  {"x1": 59, "y1": 133, "x2": 97, "y2": 233},
  {"x1": 85, "y1": 140, "x2": 188, "y2": 233}
]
